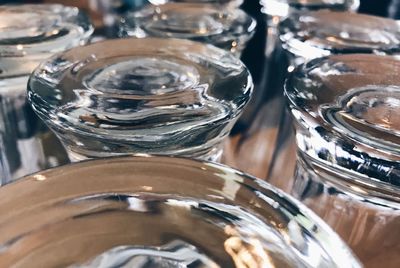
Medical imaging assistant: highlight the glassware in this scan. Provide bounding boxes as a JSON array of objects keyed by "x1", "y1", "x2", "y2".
[
  {"x1": 0, "y1": 156, "x2": 361, "y2": 268},
  {"x1": 266, "y1": 10, "x2": 400, "y2": 191},
  {"x1": 119, "y1": 3, "x2": 256, "y2": 56},
  {"x1": 28, "y1": 38, "x2": 253, "y2": 162},
  {"x1": 260, "y1": 0, "x2": 359, "y2": 19},
  {"x1": 0, "y1": 4, "x2": 93, "y2": 62},
  {"x1": 280, "y1": 10, "x2": 400, "y2": 65},
  {"x1": 285, "y1": 54, "x2": 400, "y2": 267},
  {"x1": 0, "y1": 4, "x2": 93, "y2": 184}
]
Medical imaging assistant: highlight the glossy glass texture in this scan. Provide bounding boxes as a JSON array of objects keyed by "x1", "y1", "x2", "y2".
[
  {"x1": 280, "y1": 10, "x2": 400, "y2": 62},
  {"x1": 286, "y1": 54, "x2": 400, "y2": 193},
  {"x1": 119, "y1": 4, "x2": 256, "y2": 56},
  {"x1": 292, "y1": 156, "x2": 400, "y2": 268},
  {"x1": 0, "y1": 4, "x2": 92, "y2": 183},
  {"x1": 0, "y1": 156, "x2": 361, "y2": 268},
  {"x1": 28, "y1": 38, "x2": 253, "y2": 161},
  {"x1": 260, "y1": 0, "x2": 359, "y2": 18},
  {"x1": 0, "y1": 76, "x2": 69, "y2": 185},
  {"x1": 286, "y1": 54, "x2": 400, "y2": 266},
  {"x1": 0, "y1": 4, "x2": 93, "y2": 76}
]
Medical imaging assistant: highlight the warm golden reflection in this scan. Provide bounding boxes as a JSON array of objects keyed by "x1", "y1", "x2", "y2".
[
  {"x1": 33, "y1": 174, "x2": 47, "y2": 181},
  {"x1": 224, "y1": 226, "x2": 276, "y2": 268}
]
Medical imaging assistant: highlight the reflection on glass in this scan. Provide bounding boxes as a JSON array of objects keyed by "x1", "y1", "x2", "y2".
[
  {"x1": 0, "y1": 156, "x2": 361, "y2": 267},
  {"x1": 0, "y1": 4, "x2": 93, "y2": 184},
  {"x1": 28, "y1": 38, "x2": 253, "y2": 161},
  {"x1": 286, "y1": 54, "x2": 400, "y2": 266},
  {"x1": 269, "y1": 9, "x2": 400, "y2": 191},
  {"x1": 119, "y1": 3, "x2": 256, "y2": 57},
  {"x1": 0, "y1": 76, "x2": 68, "y2": 184},
  {"x1": 279, "y1": 10, "x2": 400, "y2": 65},
  {"x1": 260, "y1": 0, "x2": 359, "y2": 18}
]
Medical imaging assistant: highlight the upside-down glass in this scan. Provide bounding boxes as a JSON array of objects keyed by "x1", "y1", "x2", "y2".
[
  {"x1": 285, "y1": 54, "x2": 400, "y2": 267},
  {"x1": 265, "y1": 10, "x2": 400, "y2": 190},
  {"x1": 279, "y1": 10, "x2": 400, "y2": 65},
  {"x1": 119, "y1": 3, "x2": 256, "y2": 57},
  {"x1": 248, "y1": 8, "x2": 376, "y2": 184},
  {"x1": 0, "y1": 156, "x2": 361, "y2": 267},
  {"x1": 0, "y1": 4, "x2": 93, "y2": 184},
  {"x1": 28, "y1": 38, "x2": 253, "y2": 161}
]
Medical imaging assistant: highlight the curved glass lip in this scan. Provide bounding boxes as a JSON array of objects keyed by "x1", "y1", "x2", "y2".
[
  {"x1": 119, "y1": 3, "x2": 256, "y2": 48},
  {"x1": 285, "y1": 54, "x2": 400, "y2": 198},
  {"x1": 0, "y1": 155, "x2": 362, "y2": 268},
  {"x1": 279, "y1": 10, "x2": 400, "y2": 59},
  {"x1": 0, "y1": 4, "x2": 94, "y2": 77},
  {"x1": 259, "y1": 0, "x2": 360, "y2": 18}
]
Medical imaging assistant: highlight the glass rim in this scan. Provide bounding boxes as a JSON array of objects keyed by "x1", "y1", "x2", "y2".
[{"x1": 0, "y1": 155, "x2": 361, "y2": 267}]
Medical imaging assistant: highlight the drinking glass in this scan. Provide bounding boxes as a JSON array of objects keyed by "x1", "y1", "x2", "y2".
[
  {"x1": 285, "y1": 54, "x2": 400, "y2": 267},
  {"x1": 28, "y1": 38, "x2": 253, "y2": 161},
  {"x1": 267, "y1": 10, "x2": 400, "y2": 191},
  {"x1": 0, "y1": 4, "x2": 93, "y2": 184},
  {"x1": 119, "y1": 3, "x2": 256, "y2": 57},
  {"x1": 0, "y1": 155, "x2": 361, "y2": 267},
  {"x1": 279, "y1": 10, "x2": 400, "y2": 65}
]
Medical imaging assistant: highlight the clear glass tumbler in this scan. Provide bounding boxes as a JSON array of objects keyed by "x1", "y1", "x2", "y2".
[
  {"x1": 285, "y1": 54, "x2": 400, "y2": 267},
  {"x1": 0, "y1": 155, "x2": 361, "y2": 267},
  {"x1": 267, "y1": 10, "x2": 400, "y2": 191},
  {"x1": 0, "y1": 4, "x2": 93, "y2": 184},
  {"x1": 28, "y1": 38, "x2": 253, "y2": 162},
  {"x1": 119, "y1": 3, "x2": 256, "y2": 57},
  {"x1": 279, "y1": 10, "x2": 400, "y2": 65}
]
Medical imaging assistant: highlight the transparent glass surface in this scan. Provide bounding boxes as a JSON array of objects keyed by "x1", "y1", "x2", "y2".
[
  {"x1": 0, "y1": 4, "x2": 92, "y2": 183},
  {"x1": 0, "y1": 76, "x2": 69, "y2": 185},
  {"x1": 28, "y1": 38, "x2": 253, "y2": 161},
  {"x1": 119, "y1": 4, "x2": 256, "y2": 56},
  {"x1": 0, "y1": 4, "x2": 93, "y2": 76},
  {"x1": 0, "y1": 156, "x2": 361, "y2": 268},
  {"x1": 260, "y1": 0, "x2": 359, "y2": 18},
  {"x1": 279, "y1": 10, "x2": 400, "y2": 62},
  {"x1": 286, "y1": 54, "x2": 400, "y2": 193},
  {"x1": 285, "y1": 54, "x2": 400, "y2": 266},
  {"x1": 292, "y1": 155, "x2": 400, "y2": 267}
]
